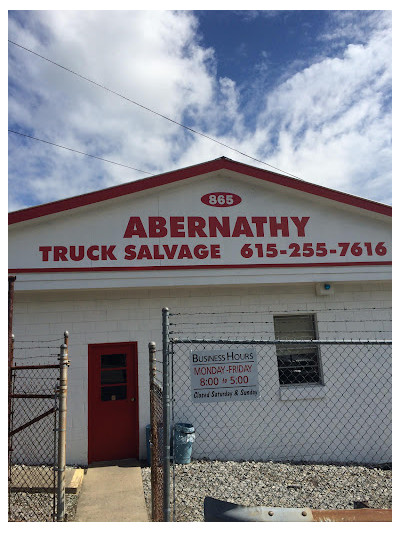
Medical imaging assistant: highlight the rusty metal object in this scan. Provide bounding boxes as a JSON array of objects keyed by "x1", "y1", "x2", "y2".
[
  {"x1": 149, "y1": 341, "x2": 164, "y2": 522},
  {"x1": 203, "y1": 498, "x2": 391, "y2": 523},
  {"x1": 9, "y1": 407, "x2": 57, "y2": 437},
  {"x1": 312, "y1": 509, "x2": 392, "y2": 522},
  {"x1": 204, "y1": 498, "x2": 312, "y2": 522},
  {"x1": 162, "y1": 308, "x2": 171, "y2": 522},
  {"x1": 149, "y1": 341, "x2": 158, "y2": 520}
]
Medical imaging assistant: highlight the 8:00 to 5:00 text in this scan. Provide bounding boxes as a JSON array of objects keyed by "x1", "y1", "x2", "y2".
[{"x1": 200, "y1": 376, "x2": 249, "y2": 387}]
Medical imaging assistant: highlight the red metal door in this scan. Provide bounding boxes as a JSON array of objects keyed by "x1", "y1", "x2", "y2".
[{"x1": 88, "y1": 342, "x2": 139, "y2": 463}]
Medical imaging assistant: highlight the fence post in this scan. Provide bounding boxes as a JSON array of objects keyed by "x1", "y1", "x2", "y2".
[
  {"x1": 8, "y1": 276, "x2": 16, "y2": 484},
  {"x1": 64, "y1": 330, "x2": 69, "y2": 350},
  {"x1": 9, "y1": 335, "x2": 15, "y2": 455},
  {"x1": 8, "y1": 276, "x2": 16, "y2": 371},
  {"x1": 56, "y1": 340, "x2": 69, "y2": 522},
  {"x1": 148, "y1": 341, "x2": 157, "y2": 521},
  {"x1": 8, "y1": 333, "x2": 15, "y2": 513},
  {"x1": 162, "y1": 308, "x2": 171, "y2": 522}
]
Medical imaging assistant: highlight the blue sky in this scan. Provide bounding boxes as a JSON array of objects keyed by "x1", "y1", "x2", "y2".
[{"x1": 8, "y1": 9, "x2": 392, "y2": 211}]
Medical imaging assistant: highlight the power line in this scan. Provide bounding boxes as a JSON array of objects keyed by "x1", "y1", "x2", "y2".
[
  {"x1": 8, "y1": 39, "x2": 303, "y2": 181},
  {"x1": 8, "y1": 129, "x2": 154, "y2": 175}
]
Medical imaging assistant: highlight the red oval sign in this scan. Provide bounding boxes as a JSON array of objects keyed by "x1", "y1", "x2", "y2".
[{"x1": 201, "y1": 192, "x2": 242, "y2": 207}]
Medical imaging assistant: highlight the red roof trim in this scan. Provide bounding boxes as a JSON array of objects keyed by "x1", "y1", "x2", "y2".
[
  {"x1": 8, "y1": 158, "x2": 392, "y2": 224},
  {"x1": 8, "y1": 261, "x2": 392, "y2": 274}
]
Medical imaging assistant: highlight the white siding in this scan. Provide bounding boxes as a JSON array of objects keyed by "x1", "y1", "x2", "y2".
[{"x1": 13, "y1": 281, "x2": 391, "y2": 465}]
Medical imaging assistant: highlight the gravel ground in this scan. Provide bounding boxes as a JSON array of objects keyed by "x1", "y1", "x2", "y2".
[
  {"x1": 8, "y1": 492, "x2": 79, "y2": 522},
  {"x1": 141, "y1": 460, "x2": 392, "y2": 522},
  {"x1": 8, "y1": 465, "x2": 80, "y2": 522}
]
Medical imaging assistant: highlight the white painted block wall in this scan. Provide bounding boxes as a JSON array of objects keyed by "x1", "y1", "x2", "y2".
[{"x1": 12, "y1": 280, "x2": 391, "y2": 465}]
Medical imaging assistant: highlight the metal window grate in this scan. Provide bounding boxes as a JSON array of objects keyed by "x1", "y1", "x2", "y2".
[{"x1": 274, "y1": 315, "x2": 322, "y2": 385}]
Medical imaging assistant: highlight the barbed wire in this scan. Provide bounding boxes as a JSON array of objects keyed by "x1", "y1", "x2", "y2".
[
  {"x1": 170, "y1": 320, "x2": 391, "y2": 335},
  {"x1": 170, "y1": 306, "x2": 391, "y2": 316},
  {"x1": 170, "y1": 319, "x2": 392, "y2": 326},
  {"x1": 13, "y1": 357, "x2": 60, "y2": 363},
  {"x1": 169, "y1": 334, "x2": 391, "y2": 340},
  {"x1": 12, "y1": 338, "x2": 64, "y2": 343},
  {"x1": 13, "y1": 347, "x2": 62, "y2": 351},
  {"x1": 169, "y1": 337, "x2": 391, "y2": 344}
]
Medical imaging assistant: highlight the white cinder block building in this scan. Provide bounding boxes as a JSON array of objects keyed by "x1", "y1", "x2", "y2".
[{"x1": 8, "y1": 158, "x2": 392, "y2": 465}]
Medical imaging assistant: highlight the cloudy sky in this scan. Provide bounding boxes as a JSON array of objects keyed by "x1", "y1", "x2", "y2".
[{"x1": 8, "y1": 9, "x2": 392, "y2": 212}]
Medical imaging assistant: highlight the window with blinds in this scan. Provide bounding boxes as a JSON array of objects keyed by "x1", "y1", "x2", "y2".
[{"x1": 273, "y1": 314, "x2": 323, "y2": 386}]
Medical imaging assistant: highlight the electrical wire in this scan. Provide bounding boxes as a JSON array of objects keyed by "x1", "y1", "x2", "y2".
[
  {"x1": 8, "y1": 39, "x2": 303, "y2": 180},
  {"x1": 8, "y1": 129, "x2": 154, "y2": 175}
]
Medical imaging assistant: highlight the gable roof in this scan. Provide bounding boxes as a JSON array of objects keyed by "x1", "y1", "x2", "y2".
[{"x1": 8, "y1": 157, "x2": 391, "y2": 224}]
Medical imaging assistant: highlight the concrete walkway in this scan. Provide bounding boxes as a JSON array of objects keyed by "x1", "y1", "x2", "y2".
[{"x1": 74, "y1": 459, "x2": 149, "y2": 522}]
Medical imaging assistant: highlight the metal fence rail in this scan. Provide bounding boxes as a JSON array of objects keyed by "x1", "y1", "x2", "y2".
[
  {"x1": 8, "y1": 334, "x2": 69, "y2": 522},
  {"x1": 164, "y1": 308, "x2": 392, "y2": 521}
]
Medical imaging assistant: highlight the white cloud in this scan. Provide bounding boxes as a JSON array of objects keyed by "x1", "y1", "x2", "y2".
[
  {"x1": 8, "y1": 10, "x2": 391, "y2": 211},
  {"x1": 9, "y1": 11, "x2": 219, "y2": 207},
  {"x1": 247, "y1": 13, "x2": 392, "y2": 202},
  {"x1": 320, "y1": 10, "x2": 391, "y2": 46}
]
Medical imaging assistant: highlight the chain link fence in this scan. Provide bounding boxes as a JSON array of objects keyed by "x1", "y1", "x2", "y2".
[
  {"x1": 165, "y1": 309, "x2": 392, "y2": 521},
  {"x1": 8, "y1": 334, "x2": 69, "y2": 522}
]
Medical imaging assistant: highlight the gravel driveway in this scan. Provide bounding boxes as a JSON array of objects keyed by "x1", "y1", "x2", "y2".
[{"x1": 141, "y1": 460, "x2": 392, "y2": 522}]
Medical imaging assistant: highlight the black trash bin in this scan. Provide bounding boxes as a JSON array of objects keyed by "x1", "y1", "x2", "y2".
[{"x1": 174, "y1": 423, "x2": 195, "y2": 464}]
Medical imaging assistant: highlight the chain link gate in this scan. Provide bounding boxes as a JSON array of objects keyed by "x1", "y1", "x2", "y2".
[
  {"x1": 163, "y1": 308, "x2": 392, "y2": 521},
  {"x1": 8, "y1": 334, "x2": 69, "y2": 522}
]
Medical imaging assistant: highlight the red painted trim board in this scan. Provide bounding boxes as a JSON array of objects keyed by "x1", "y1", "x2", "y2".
[
  {"x1": 8, "y1": 261, "x2": 392, "y2": 274},
  {"x1": 9, "y1": 158, "x2": 392, "y2": 224}
]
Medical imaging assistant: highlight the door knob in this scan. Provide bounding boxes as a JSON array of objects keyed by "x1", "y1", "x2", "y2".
[{"x1": 130, "y1": 397, "x2": 136, "y2": 402}]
